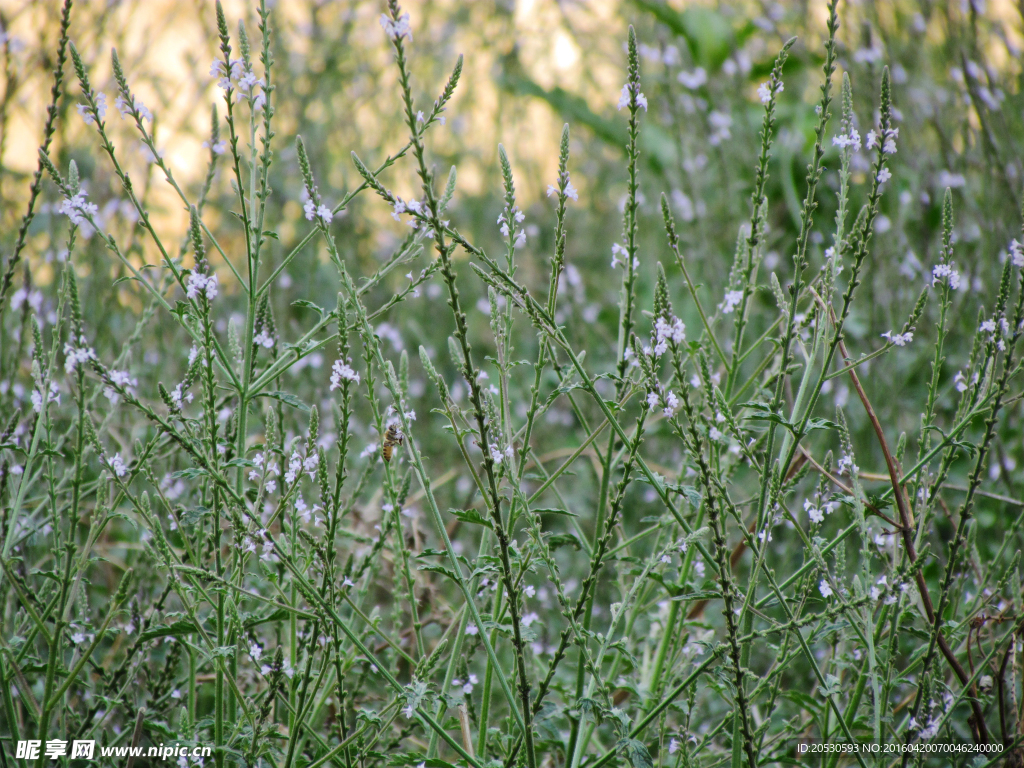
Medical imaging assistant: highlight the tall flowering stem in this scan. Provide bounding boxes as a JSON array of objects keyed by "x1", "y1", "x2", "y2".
[{"x1": 0, "y1": 0, "x2": 73, "y2": 320}]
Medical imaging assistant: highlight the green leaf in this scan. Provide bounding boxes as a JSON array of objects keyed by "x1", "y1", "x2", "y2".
[
  {"x1": 417, "y1": 563, "x2": 461, "y2": 583},
  {"x1": 291, "y1": 300, "x2": 325, "y2": 318},
  {"x1": 670, "y1": 590, "x2": 721, "y2": 602},
  {"x1": 139, "y1": 619, "x2": 199, "y2": 642},
  {"x1": 817, "y1": 673, "x2": 842, "y2": 698},
  {"x1": 263, "y1": 391, "x2": 311, "y2": 412},
  {"x1": 178, "y1": 506, "x2": 211, "y2": 528},
  {"x1": 171, "y1": 467, "x2": 208, "y2": 480},
  {"x1": 617, "y1": 738, "x2": 654, "y2": 768},
  {"x1": 804, "y1": 417, "x2": 842, "y2": 433},
  {"x1": 449, "y1": 508, "x2": 492, "y2": 529},
  {"x1": 547, "y1": 533, "x2": 582, "y2": 551},
  {"x1": 532, "y1": 507, "x2": 578, "y2": 518}
]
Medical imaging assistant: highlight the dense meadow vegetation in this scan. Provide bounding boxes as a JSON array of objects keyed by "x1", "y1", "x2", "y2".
[{"x1": 1, "y1": 0, "x2": 1024, "y2": 765}]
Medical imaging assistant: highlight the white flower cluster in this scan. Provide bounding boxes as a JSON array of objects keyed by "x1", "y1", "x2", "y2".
[
  {"x1": 646, "y1": 389, "x2": 679, "y2": 418},
  {"x1": 104, "y1": 369, "x2": 138, "y2": 404},
  {"x1": 677, "y1": 67, "x2": 707, "y2": 90},
  {"x1": 836, "y1": 453, "x2": 858, "y2": 476},
  {"x1": 651, "y1": 315, "x2": 686, "y2": 357},
  {"x1": 63, "y1": 336, "x2": 97, "y2": 375},
  {"x1": 114, "y1": 93, "x2": 152, "y2": 122},
  {"x1": 931, "y1": 263, "x2": 961, "y2": 290},
  {"x1": 185, "y1": 269, "x2": 219, "y2": 301},
  {"x1": 616, "y1": 82, "x2": 648, "y2": 111},
  {"x1": 330, "y1": 358, "x2": 360, "y2": 389},
  {"x1": 294, "y1": 494, "x2": 324, "y2": 527},
  {"x1": 11, "y1": 287, "x2": 43, "y2": 313},
  {"x1": 452, "y1": 673, "x2": 479, "y2": 695},
  {"x1": 210, "y1": 58, "x2": 245, "y2": 92},
  {"x1": 831, "y1": 126, "x2": 861, "y2": 149},
  {"x1": 546, "y1": 175, "x2": 579, "y2": 201},
  {"x1": 719, "y1": 289, "x2": 744, "y2": 314},
  {"x1": 707, "y1": 110, "x2": 732, "y2": 146},
  {"x1": 379, "y1": 12, "x2": 412, "y2": 42},
  {"x1": 391, "y1": 197, "x2": 423, "y2": 227},
  {"x1": 59, "y1": 191, "x2": 99, "y2": 228},
  {"x1": 757, "y1": 79, "x2": 783, "y2": 104},
  {"x1": 953, "y1": 370, "x2": 977, "y2": 393},
  {"x1": 1009, "y1": 239, "x2": 1023, "y2": 268},
  {"x1": 110, "y1": 453, "x2": 129, "y2": 478},
  {"x1": 31, "y1": 381, "x2": 61, "y2": 413},
  {"x1": 169, "y1": 383, "x2": 194, "y2": 410},
  {"x1": 866, "y1": 574, "x2": 907, "y2": 605},
  {"x1": 865, "y1": 126, "x2": 899, "y2": 155},
  {"x1": 303, "y1": 187, "x2": 333, "y2": 223},
  {"x1": 283, "y1": 449, "x2": 319, "y2": 485},
  {"x1": 489, "y1": 444, "x2": 514, "y2": 465},
  {"x1": 497, "y1": 208, "x2": 526, "y2": 248},
  {"x1": 610, "y1": 243, "x2": 638, "y2": 270},
  {"x1": 876, "y1": 167, "x2": 892, "y2": 184},
  {"x1": 819, "y1": 579, "x2": 833, "y2": 598},
  {"x1": 980, "y1": 315, "x2": 1012, "y2": 351},
  {"x1": 243, "y1": 530, "x2": 275, "y2": 562},
  {"x1": 236, "y1": 69, "x2": 267, "y2": 111},
  {"x1": 202, "y1": 138, "x2": 227, "y2": 155},
  {"x1": 253, "y1": 327, "x2": 275, "y2": 348},
  {"x1": 881, "y1": 329, "x2": 913, "y2": 346},
  {"x1": 247, "y1": 451, "x2": 282, "y2": 494},
  {"x1": 76, "y1": 93, "x2": 107, "y2": 125},
  {"x1": 804, "y1": 497, "x2": 838, "y2": 525}
]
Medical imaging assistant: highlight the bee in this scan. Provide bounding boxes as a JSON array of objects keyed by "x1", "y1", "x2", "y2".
[{"x1": 381, "y1": 422, "x2": 404, "y2": 463}]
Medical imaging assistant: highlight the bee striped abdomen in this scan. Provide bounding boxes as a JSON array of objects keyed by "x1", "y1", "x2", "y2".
[{"x1": 381, "y1": 423, "x2": 404, "y2": 463}]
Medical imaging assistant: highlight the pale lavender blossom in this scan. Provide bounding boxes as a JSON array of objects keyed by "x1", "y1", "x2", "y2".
[
  {"x1": 77, "y1": 93, "x2": 108, "y2": 125},
  {"x1": 330, "y1": 359, "x2": 360, "y2": 389},
  {"x1": 617, "y1": 82, "x2": 648, "y2": 111},
  {"x1": 757, "y1": 79, "x2": 783, "y2": 104},
  {"x1": 677, "y1": 67, "x2": 707, "y2": 90},
  {"x1": 379, "y1": 12, "x2": 412, "y2": 42},
  {"x1": 881, "y1": 330, "x2": 913, "y2": 346},
  {"x1": 1009, "y1": 239, "x2": 1023, "y2": 268},
  {"x1": 114, "y1": 93, "x2": 152, "y2": 122},
  {"x1": 59, "y1": 192, "x2": 99, "y2": 228},
  {"x1": 185, "y1": 270, "x2": 219, "y2": 301},
  {"x1": 720, "y1": 290, "x2": 744, "y2": 314}
]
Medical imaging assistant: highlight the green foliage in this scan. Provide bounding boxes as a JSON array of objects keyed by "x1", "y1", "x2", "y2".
[{"x1": 1, "y1": 1, "x2": 1024, "y2": 767}]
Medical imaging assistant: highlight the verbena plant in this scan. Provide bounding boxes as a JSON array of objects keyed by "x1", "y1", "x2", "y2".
[{"x1": 1, "y1": 1, "x2": 1023, "y2": 767}]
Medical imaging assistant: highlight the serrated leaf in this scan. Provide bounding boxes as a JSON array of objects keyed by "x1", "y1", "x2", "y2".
[
  {"x1": 171, "y1": 467, "x2": 208, "y2": 480},
  {"x1": 139, "y1": 619, "x2": 199, "y2": 642},
  {"x1": 449, "y1": 508, "x2": 492, "y2": 529},
  {"x1": 417, "y1": 563, "x2": 461, "y2": 583},
  {"x1": 178, "y1": 506, "x2": 211, "y2": 528},
  {"x1": 263, "y1": 391, "x2": 310, "y2": 412},
  {"x1": 291, "y1": 300, "x2": 325, "y2": 317},
  {"x1": 532, "y1": 507, "x2": 578, "y2": 518},
  {"x1": 547, "y1": 533, "x2": 582, "y2": 551},
  {"x1": 670, "y1": 590, "x2": 721, "y2": 602},
  {"x1": 617, "y1": 738, "x2": 654, "y2": 768}
]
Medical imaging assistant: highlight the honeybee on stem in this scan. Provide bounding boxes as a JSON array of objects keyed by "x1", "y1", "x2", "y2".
[{"x1": 381, "y1": 421, "x2": 404, "y2": 463}]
